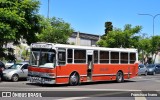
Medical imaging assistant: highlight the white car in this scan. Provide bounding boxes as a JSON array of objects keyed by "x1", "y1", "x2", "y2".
[
  {"x1": 138, "y1": 64, "x2": 148, "y2": 76},
  {"x1": 5, "y1": 61, "x2": 15, "y2": 68},
  {"x1": 3, "y1": 63, "x2": 29, "y2": 82}
]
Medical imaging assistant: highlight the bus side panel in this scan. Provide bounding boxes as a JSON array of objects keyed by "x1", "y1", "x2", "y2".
[
  {"x1": 55, "y1": 64, "x2": 87, "y2": 84},
  {"x1": 28, "y1": 66, "x2": 56, "y2": 73},
  {"x1": 92, "y1": 64, "x2": 116, "y2": 81},
  {"x1": 92, "y1": 64, "x2": 138, "y2": 82}
]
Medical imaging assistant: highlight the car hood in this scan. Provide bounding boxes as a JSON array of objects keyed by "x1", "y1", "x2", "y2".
[
  {"x1": 3, "y1": 69, "x2": 16, "y2": 74},
  {"x1": 147, "y1": 68, "x2": 155, "y2": 70}
]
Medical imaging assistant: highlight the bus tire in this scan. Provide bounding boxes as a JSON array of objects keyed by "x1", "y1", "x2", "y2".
[
  {"x1": 116, "y1": 71, "x2": 124, "y2": 83},
  {"x1": 69, "y1": 72, "x2": 79, "y2": 86}
]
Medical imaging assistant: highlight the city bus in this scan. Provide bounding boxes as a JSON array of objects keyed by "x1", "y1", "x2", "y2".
[{"x1": 28, "y1": 42, "x2": 138, "y2": 85}]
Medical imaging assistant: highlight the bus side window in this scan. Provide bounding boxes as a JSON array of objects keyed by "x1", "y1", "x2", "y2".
[
  {"x1": 58, "y1": 48, "x2": 66, "y2": 65},
  {"x1": 94, "y1": 51, "x2": 98, "y2": 63},
  {"x1": 100, "y1": 51, "x2": 109, "y2": 63},
  {"x1": 121, "y1": 52, "x2": 128, "y2": 64},
  {"x1": 67, "y1": 49, "x2": 73, "y2": 63},
  {"x1": 130, "y1": 53, "x2": 136, "y2": 64},
  {"x1": 74, "y1": 50, "x2": 86, "y2": 63},
  {"x1": 111, "y1": 52, "x2": 119, "y2": 63}
]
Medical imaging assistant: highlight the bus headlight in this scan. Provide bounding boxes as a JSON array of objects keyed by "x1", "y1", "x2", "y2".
[{"x1": 45, "y1": 73, "x2": 55, "y2": 77}]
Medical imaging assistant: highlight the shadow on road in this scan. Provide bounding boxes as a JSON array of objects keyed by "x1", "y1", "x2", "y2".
[
  {"x1": 26, "y1": 80, "x2": 137, "y2": 87},
  {"x1": 1, "y1": 78, "x2": 27, "y2": 82},
  {"x1": 26, "y1": 83, "x2": 69, "y2": 87}
]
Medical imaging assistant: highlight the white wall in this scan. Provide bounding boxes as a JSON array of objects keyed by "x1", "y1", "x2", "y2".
[
  {"x1": 153, "y1": 52, "x2": 160, "y2": 64},
  {"x1": 80, "y1": 39, "x2": 91, "y2": 46},
  {"x1": 68, "y1": 37, "x2": 76, "y2": 44}
]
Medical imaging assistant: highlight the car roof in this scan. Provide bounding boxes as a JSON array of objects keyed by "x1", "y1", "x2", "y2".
[{"x1": 139, "y1": 64, "x2": 145, "y2": 65}]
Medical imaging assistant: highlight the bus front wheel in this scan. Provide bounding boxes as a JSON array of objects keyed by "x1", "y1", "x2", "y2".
[
  {"x1": 116, "y1": 71, "x2": 124, "y2": 83},
  {"x1": 69, "y1": 72, "x2": 79, "y2": 86}
]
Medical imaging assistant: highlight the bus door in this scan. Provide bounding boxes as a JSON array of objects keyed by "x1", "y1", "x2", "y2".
[{"x1": 87, "y1": 50, "x2": 93, "y2": 81}]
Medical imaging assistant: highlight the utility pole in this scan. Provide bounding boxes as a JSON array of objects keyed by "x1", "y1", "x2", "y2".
[
  {"x1": 47, "y1": 0, "x2": 50, "y2": 18},
  {"x1": 138, "y1": 13, "x2": 160, "y2": 36}
]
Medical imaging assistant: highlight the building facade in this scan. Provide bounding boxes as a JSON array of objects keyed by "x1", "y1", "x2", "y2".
[{"x1": 68, "y1": 32, "x2": 100, "y2": 46}]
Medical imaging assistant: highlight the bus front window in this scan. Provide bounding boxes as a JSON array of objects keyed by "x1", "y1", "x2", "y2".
[
  {"x1": 30, "y1": 50, "x2": 56, "y2": 68},
  {"x1": 39, "y1": 52, "x2": 55, "y2": 68},
  {"x1": 30, "y1": 51, "x2": 40, "y2": 66}
]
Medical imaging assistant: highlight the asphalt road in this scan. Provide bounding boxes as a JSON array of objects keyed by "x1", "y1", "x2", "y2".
[{"x1": 0, "y1": 74, "x2": 160, "y2": 100}]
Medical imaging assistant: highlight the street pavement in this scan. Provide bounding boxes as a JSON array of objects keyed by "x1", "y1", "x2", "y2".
[{"x1": 0, "y1": 74, "x2": 160, "y2": 100}]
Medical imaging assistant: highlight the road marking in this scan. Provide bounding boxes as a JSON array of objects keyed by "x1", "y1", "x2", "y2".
[
  {"x1": 56, "y1": 97, "x2": 88, "y2": 100},
  {"x1": 134, "y1": 92, "x2": 147, "y2": 100},
  {"x1": 56, "y1": 90, "x2": 147, "y2": 100},
  {"x1": 154, "y1": 80, "x2": 160, "y2": 83},
  {"x1": 56, "y1": 91, "x2": 130, "y2": 100},
  {"x1": 135, "y1": 97, "x2": 146, "y2": 100},
  {"x1": 0, "y1": 87, "x2": 141, "y2": 91},
  {"x1": 0, "y1": 87, "x2": 144, "y2": 100}
]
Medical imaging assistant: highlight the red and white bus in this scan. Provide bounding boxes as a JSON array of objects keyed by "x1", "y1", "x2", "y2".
[{"x1": 28, "y1": 42, "x2": 138, "y2": 85}]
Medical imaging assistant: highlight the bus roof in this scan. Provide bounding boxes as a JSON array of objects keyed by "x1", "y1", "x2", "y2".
[{"x1": 31, "y1": 43, "x2": 137, "y2": 53}]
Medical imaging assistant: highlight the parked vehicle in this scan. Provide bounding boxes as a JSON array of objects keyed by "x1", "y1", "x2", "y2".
[
  {"x1": 3, "y1": 63, "x2": 29, "y2": 82},
  {"x1": 0, "y1": 61, "x2": 5, "y2": 81},
  {"x1": 146, "y1": 64, "x2": 160, "y2": 75},
  {"x1": 138, "y1": 64, "x2": 148, "y2": 76},
  {"x1": 0, "y1": 68, "x2": 2, "y2": 81},
  {"x1": 5, "y1": 60, "x2": 15, "y2": 68},
  {"x1": 21, "y1": 61, "x2": 29, "y2": 64}
]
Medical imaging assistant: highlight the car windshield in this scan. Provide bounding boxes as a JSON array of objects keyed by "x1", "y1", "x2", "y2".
[
  {"x1": 6, "y1": 60, "x2": 14, "y2": 63},
  {"x1": 139, "y1": 64, "x2": 144, "y2": 68},
  {"x1": 8, "y1": 64, "x2": 22, "y2": 69},
  {"x1": 147, "y1": 64, "x2": 155, "y2": 68}
]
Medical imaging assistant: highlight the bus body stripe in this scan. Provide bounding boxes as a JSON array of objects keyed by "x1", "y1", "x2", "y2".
[{"x1": 56, "y1": 75, "x2": 87, "y2": 78}]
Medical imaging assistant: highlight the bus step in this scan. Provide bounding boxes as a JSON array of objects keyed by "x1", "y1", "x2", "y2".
[{"x1": 87, "y1": 77, "x2": 92, "y2": 82}]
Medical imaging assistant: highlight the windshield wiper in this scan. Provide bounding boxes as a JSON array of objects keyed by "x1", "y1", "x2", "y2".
[{"x1": 32, "y1": 52, "x2": 36, "y2": 61}]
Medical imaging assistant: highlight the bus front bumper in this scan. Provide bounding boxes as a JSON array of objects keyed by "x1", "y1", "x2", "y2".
[{"x1": 28, "y1": 76, "x2": 55, "y2": 84}]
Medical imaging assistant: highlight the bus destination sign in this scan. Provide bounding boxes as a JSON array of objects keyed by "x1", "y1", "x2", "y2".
[{"x1": 31, "y1": 44, "x2": 52, "y2": 49}]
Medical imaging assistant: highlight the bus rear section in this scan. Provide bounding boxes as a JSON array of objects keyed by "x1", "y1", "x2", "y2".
[{"x1": 28, "y1": 43, "x2": 138, "y2": 85}]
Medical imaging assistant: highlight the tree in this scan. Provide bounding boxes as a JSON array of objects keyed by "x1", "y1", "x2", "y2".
[
  {"x1": 37, "y1": 17, "x2": 74, "y2": 44},
  {"x1": 137, "y1": 38, "x2": 151, "y2": 63},
  {"x1": 150, "y1": 36, "x2": 160, "y2": 54},
  {"x1": 150, "y1": 36, "x2": 160, "y2": 63},
  {"x1": 97, "y1": 24, "x2": 142, "y2": 48},
  {"x1": 0, "y1": 0, "x2": 41, "y2": 59},
  {"x1": 102, "y1": 21, "x2": 113, "y2": 38}
]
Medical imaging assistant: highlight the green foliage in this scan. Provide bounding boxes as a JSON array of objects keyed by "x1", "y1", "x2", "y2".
[
  {"x1": 0, "y1": 0, "x2": 41, "y2": 45},
  {"x1": 37, "y1": 17, "x2": 74, "y2": 44},
  {"x1": 138, "y1": 38, "x2": 151, "y2": 53},
  {"x1": 137, "y1": 36, "x2": 160, "y2": 63},
  {"x1": 151, "y1": 36, "x2": 160, "y2": 54},
  {"x1": 0, "y1": 0, "x2": 41, "y2": 59},
  {"x1": 102, "y1": 21, "x2": 113, "y2": 37},
  {"x1": 22, "y1": 50, "x2": 27, "y2": 61},
  {"x1": 97, "y1": 24, "x2": 142, "y2": 48}
]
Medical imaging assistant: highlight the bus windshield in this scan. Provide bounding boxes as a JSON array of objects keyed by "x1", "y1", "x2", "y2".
[{"x1": 30, "y1": 49, "x2": 56, "y2": 68}]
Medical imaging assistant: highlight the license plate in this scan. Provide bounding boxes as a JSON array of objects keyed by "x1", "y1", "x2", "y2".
[{"x1": 29, "y1": 77, "x2": 42, "y2": 83}]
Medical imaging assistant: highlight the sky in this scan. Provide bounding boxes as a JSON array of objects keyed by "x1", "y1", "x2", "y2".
[{"x1": 39, "y1": 0, "x2": 160, "y2": 37}]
